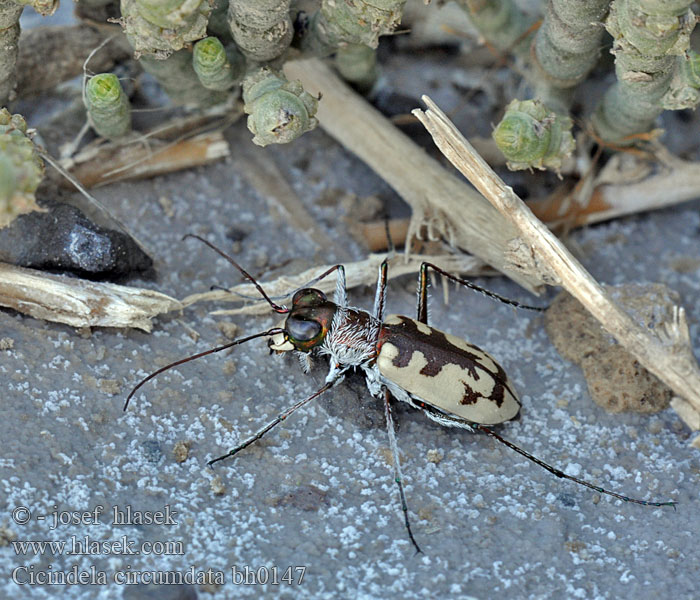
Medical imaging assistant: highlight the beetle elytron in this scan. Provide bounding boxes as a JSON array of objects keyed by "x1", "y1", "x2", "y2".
[{"x1": 126, "y1": 235, "x2": 675, "y2": 553}]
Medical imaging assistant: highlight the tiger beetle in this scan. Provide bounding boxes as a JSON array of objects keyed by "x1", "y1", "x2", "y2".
[{"x1": 125, "y1": 234, "x2": 676, "y2": 554}]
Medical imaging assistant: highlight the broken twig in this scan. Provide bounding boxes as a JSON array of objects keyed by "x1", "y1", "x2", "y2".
[
  {"x1": 0, "y1": 262, "x2": 181, "y2": 331},
  {"x1": 413, "y1": 95, "x2": 700, "y2": 419}
]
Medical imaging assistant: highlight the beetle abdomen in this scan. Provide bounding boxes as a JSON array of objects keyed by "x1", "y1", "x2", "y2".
[{"x1": 376, "y1": 315, "x2": 520, "y2": 425}]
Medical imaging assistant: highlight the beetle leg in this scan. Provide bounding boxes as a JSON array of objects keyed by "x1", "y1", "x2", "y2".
[
  {"x1": 383, "y1": 387, "x2": 422, "y2": 554},
  {"x1": 417, "y1": 262, "x2": 546, "y2": 323},
  {"x1": 372, "y1": 259, "x2": 389, "y2": 321},
  {"x1": 208, "y1": 381, "x2": 333, "y2": 467},
  {"x1": 297, "y1": 264, "x2": 347, "y2": 305},
  {"x1": 475, "y1": 424, "x2": 676, "y2": 508},
  {"x1": 334, "y1": 264, "x2": 348, "y2": 307},
  {"x1": 416, "y1": 262, "x2": 431, "y2": 324}
]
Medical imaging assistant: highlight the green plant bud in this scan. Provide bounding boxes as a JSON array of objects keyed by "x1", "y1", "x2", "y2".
[
  {"x1": 0, "y1": 108, "x2": 44, "y2": 228},
  {"x1": 85, "y1": 73, "x2": 132, "y2": 140},
  {"x1": 192, "y1": 37, "x2": 244, "y2": 91},
  {"x1": 242, "y1": 69, "x2": 318, "y2": 147},
  {"x1": 492, "y1": 99, "x2": 574, "y2": 172}
]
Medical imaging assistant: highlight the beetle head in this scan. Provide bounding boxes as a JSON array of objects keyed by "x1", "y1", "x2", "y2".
[{"x1": 268, "y1": 288, "x2": 336, "y2": 353}]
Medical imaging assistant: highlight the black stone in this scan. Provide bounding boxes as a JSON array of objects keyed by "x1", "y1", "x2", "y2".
[{"x1": 0, "y1": 203, "x2": 152, "y2": 280}]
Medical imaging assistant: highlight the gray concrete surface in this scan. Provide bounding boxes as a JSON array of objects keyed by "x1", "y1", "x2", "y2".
[{"x1": 3, "y1": 117, "x2": 699, "y2": 599}]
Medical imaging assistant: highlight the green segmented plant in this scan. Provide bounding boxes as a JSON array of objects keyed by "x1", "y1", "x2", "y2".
[
  {"x1": 492, "y1": 99, "x2": 574, "y2": 172},
  {"x1": 335, "y1": 44, "x2": 379, "y2": 93},
  {"x1": 120, "y1": 0, "x2": 211, "y2": 57},
  {"x1": 681, "y1": 51, "x2": 700, "y2": 89},
  {"x1": 85, "y1": 73, "x2": 133, "y2": 140},
  {"x1": 0, "y1": 0, "x2": 23, "y2": 105},
  {"x1": 135, "y1": 0, "x2": 206, "y2": 29},
  {"x1": 227, "y1": 0, "x2": 292, "y2": 61},
  {"x1": 192, "y1": 36, "x2": 245, "y2": 91},
  {"x1": 0, "y1": 108, "x2": 44, "y2": 228},
  {"x1": 592, "y1": 0, "x2": 696, "y2": 144},
  {"x1": 242, "y1": 68, "x2": 319, "y2": 147},
  {"x1": 108, "y1": 0, "x2": 408, "y2": 145},
  {"x1": 532, "y1": 0, "x2": 610, "y2": 89},
  {"x1": 139, "y1": 49, "x2": 229, "y2": 107},
  {"x1": 302, "y1": 0, "x2": 407, "y2": 55},
  {"x1": 14, "y1": 0, "x2": 57, "y2": 15},
  {"x1": 454, "y1": 0, "x2": 535, "y2": 56},
  {"x1": 661, "y1": 50, "x2": 700, "y2": 111}
]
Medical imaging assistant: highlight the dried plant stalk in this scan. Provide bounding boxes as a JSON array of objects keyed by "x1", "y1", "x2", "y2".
[
  {"x1": 62, "y1": 131, "x2": 230, "y2": 188},
  {"x1": 284, "y1": 57, "x2": 541, "y2": 293},
  {"x1": 181, "y1": 253, "x2": 487, "y2": 316},
  {"x1": 0, "y1": 262, "x2": 181, "y2": 331},
  {"x1": 413, "y1": 95, "x2": 700, "y2": 417}
]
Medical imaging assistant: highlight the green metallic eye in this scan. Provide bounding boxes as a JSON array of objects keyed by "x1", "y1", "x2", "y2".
[
  {"x1": 292, "y1": 288, "x2": 326, "y2": 306},
  {"x1": 286, "y1": 317, "x2": 322, "y2": 343}
]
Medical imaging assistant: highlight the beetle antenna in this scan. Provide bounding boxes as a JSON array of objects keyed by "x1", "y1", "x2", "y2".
[
  {"x1": 183, "y1": 234, "x2": 289, "y2": 313},
  {"x1": 124, "y1": 328, "x2": 285, "y2": 411},
  {"x1": 475, "y1": 425, "x2": 676, "y2": 508}
]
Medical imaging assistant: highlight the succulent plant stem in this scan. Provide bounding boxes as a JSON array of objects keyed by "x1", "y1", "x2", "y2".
[
  {"x1": 85, "y1": 73, "x2": 133, "y2": 140},
  {"x1": 227, "y1": 0, "x2": 292, "y2": 61},
  {"x1": 0, "y1": 0, "x2": 24, "y2": 105},
  {"x1": 592, "y1": 0, "x2": 697, "y2": 144}
]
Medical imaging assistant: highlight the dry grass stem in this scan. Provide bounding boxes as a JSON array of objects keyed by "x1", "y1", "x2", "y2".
[
  {"x1": 63, "y1": 132, "x2": 230, "y2": 188},
  {"x1": 58, "y1": 110, "x2": 238, "y2": 188},
  {"x1": 0, "y1": 262, "x2": 181, "y2": 331},
  {"x1": 181, "y1": 252, "x2": 488, "y2": 316},
  {"x1": 413, "y1": 95, "x2": 700, "y2": 417},
  {"x1": 284, "y1": 57, "x2": 542, "y2": 293}
]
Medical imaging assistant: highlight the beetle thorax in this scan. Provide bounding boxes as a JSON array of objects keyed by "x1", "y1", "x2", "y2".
[{"x1": 319, "y1": 305, "x2": 381, "y2": 368}]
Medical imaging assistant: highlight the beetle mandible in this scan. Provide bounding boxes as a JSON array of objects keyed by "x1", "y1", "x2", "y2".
[{"x1": 125, "y1": 235, "x2": 676, "y2": 553}]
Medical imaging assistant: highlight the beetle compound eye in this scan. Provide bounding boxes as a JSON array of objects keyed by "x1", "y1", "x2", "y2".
[
  {"x1": 292, "y1": 288, "x2": 327, "y2": 306},
  {"x1": 287, "y1": 317, "x2": 322, "y2": 342}
]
